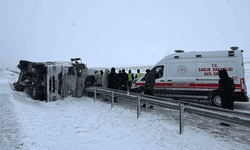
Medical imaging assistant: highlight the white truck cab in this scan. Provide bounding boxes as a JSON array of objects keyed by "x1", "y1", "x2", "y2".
[{"x1": 130, "y1": 47, "x2": 249, "y2": 106}]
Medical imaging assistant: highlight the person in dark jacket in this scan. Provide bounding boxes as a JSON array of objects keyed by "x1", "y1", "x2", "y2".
[
  {"x1": 118, "y1": 70, "x2": 122, "y2": 90},
  {"x1": 108, "y1": 67, "x2": 119, "y2": 89},
  {"x1": 120, "y1": 69, "x2": 128, "y2": 91},
  {"x1": 100, "y1": 70, "x2": 103, "y2": 76},
  {"x1": 141, "y1": 68, "x2": 155, "y2": 108},
  {"x1": 94, "y1": 70, "x2": 102, "y2": 87},
  {"x1": 218, "y1": 69, "x2": 235, "y2": 110},
  {"x1": 108, "y1": 67, "x2": 119, "y2": 102}
]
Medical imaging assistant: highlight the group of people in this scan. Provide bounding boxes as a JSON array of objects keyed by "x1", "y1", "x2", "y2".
[
  {"x1": 93, "y1": 68, "x2": 148, "y2": 102},
  {"x1": 93, "y1": 68, "x2": 146, "y2": 91},
  {"x1": 92, "y1": 68, "x2": 235, "y2": 110},
  {"x1": 91, "y1": 67, "x2": 157, "y2": 109}
]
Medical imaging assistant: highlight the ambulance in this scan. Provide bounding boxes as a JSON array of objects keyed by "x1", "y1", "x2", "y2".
[{"x1": 131, "y1": 47, "x2": 249, "y2": 106}]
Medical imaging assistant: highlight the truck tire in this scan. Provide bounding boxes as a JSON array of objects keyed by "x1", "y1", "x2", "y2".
[{"x1": 210, "y1": 90, "x2": 221, "y2": 107}]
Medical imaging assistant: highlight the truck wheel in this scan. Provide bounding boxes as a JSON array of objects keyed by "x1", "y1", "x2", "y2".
[{"x1": 210, "y1": 91, "x2": 221, "y2": 107}]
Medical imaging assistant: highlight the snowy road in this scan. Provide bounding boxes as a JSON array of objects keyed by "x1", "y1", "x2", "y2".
[
  {"x1": 1, "y1": 70, "x2": 250, "y2": 150},
  {"x1": 0, "y1": 74, "x2": 23, "y2": 149}
]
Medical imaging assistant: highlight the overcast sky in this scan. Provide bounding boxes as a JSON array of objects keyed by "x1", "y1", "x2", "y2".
[{"x1": 0, "y1": 0, "x2": 249, "y2": 69}]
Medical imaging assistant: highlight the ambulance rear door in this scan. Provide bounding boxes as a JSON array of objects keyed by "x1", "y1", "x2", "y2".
[{"x1": 196, "y1": 51, "x2": 237, "y2": 92}]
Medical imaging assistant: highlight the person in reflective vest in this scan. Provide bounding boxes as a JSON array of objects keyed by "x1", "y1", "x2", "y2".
[
  {"x1": 135, "y1": 69, "x2": 143, "y2": 78},
  {"x1": 128, "y1": 70, "x2": 134, "y2": 89}
]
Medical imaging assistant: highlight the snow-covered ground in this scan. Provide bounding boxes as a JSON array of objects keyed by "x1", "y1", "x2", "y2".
[{"x1": 1, "y1": 62, "x2": 250, "y2": 150}]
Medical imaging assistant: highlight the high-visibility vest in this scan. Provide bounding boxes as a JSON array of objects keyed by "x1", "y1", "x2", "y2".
[
  {"x1": 136, "y1": 73, "x2": 143, "y2": 78},
  {"x1": 128, "y1": 73, "x2": 133, "y2": 81}
]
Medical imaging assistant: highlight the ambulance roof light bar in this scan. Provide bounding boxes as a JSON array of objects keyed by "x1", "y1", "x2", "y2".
[
  {"x1": 175, "y1": 50, "x2": 184, "y2": 53},
  {"x1": 230, "y1": 46, "x2": 239, "y2": 50}
]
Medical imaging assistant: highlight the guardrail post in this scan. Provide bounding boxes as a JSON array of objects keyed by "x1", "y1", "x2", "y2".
[
  {"x1": 144, "y1": 93, "x2": 147, "y2": 109},
  {"x1": 94, "y1": 87, "x2": 97, "y2": 102},
  {"x1": 179, "y1": 103, "x2": 185, "y2": 134},
  {"x1": 137, "y1": 94, "x2": 141, "y2": 119},
  {"x1": 127, "y1": 86, "x2": 130, "y2": 95},
  {"x1": 111, "y1": 90, "x2": 114, "y2": 109}
]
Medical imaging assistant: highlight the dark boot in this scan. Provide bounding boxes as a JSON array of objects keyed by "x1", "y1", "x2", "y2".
[
  {"x1": 114, "y1": 97, "x2": 118, "y2": 102},
  {"x1": 148, "y1": 105, "x2": 154, "y2": 109}
]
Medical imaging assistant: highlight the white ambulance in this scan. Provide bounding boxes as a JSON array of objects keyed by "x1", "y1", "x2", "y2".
[{"x1": 131, "y1": 47, "x2": 249, "y2": 106}]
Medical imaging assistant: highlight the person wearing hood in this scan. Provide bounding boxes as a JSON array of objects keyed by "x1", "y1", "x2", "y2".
[
  {"x1": 218, "y1": 69, "x2": 235, "y2": 110},
  {"x1": 102, "y1": 69, "x2": 109, "y2": 101}
]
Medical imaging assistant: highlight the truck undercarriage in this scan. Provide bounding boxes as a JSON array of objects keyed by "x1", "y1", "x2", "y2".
[{"x1": 13, "y1": 58, "x2": 89, "y2": 101}]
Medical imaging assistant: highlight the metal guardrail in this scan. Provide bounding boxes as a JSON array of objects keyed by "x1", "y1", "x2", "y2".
[{"x1": 85, "y1": 86, "x2": 250, "y2": 134}]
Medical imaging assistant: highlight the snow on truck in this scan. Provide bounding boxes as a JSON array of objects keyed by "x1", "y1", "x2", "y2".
[{"x1": 131, "y1": 47, "x2": 249, "y2": 106}]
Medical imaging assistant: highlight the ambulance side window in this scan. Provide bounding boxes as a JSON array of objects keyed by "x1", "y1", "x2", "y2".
[{"x1": 155, "y1": 66, "x2": 164, "y2": 79}]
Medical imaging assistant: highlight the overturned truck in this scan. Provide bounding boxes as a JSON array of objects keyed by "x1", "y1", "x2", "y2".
[{"x1": 13, "y1": 58, "x2": 93, "y2": 101}]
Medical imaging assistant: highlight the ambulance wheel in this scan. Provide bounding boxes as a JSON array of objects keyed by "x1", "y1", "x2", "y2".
[{"x1": 210, "y1": 91, "x2": 221, "y2": 107}]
